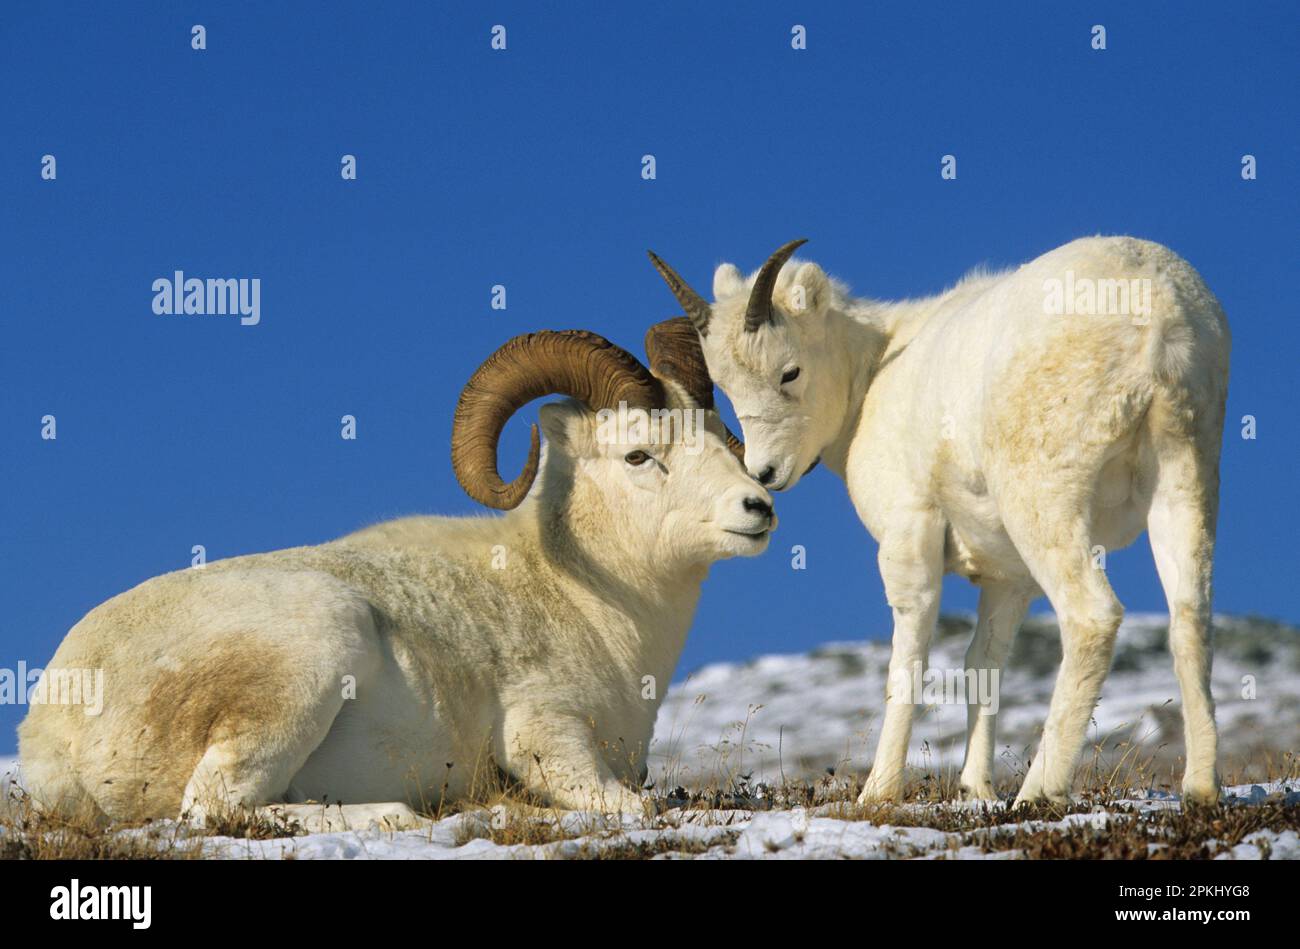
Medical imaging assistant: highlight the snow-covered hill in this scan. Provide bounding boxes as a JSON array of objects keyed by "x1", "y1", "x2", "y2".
[{"x1": 650, "y1": 612, "x2": 1300, "y2": 790}]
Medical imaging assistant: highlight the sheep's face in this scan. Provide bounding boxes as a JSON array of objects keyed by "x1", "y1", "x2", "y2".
[
  {"x1": 538, "y1": 396, "x2": 776, "y2": 567},
  {"x1": 700, "y1": 259, "x2": 846, "y2": 492}
]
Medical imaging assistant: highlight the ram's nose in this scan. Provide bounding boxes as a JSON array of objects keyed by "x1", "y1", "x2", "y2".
[{"x1": 742, "y1": 494, "x2": 776, "y2": 532}]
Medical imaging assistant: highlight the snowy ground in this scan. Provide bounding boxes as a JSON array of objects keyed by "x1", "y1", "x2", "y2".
[
  {"x1": 3, "y1": 754, "x2": 1291, "y2": 860},
  {"x1": 650, "y1": 612, "x2": 1300, "y2": 787},
  {"x1": 2, "y1": 613, "x2": 1296, "y2": 860},
  {"x1": 195, "y1": 781, "x2": 1300, "y2": 860}
]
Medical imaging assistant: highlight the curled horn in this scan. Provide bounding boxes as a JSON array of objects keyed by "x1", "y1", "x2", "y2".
[
  {"x1": 744, "y1": 238, "x2": 808, "y2": 333},
  {"x1": 647, "y1": 250, "x2": 713, "y2": 336},
  {"x1": 451, "y1": 331, "x2": 664, "y2": 509},
  {"x1": 644, "y1": 317, "x2": 746, "y2": 463}
]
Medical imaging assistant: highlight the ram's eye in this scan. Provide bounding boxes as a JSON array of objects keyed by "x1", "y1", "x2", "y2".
[
  {"x1": 781, "y1": 367, "x2": 801, "y2": 385},
  {"x1": 624, "y1": 450, "x2": 651, "y2": 466}
]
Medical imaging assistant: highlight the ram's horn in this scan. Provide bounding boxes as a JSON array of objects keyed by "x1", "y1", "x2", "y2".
[
  {"x1": 647, "y1": 250, "x2": 713, "y2": 336},
  {"x1": 451, "y1": 330, "x2": 664, "y2": 509},
  {"x1": 743, "y1": 238, "x2": 808, "y2": 333},
  {"x1": 644, "y1": 317, "x2": 746, "y2": 464},
  {"x1": 644, "y1": 317, "x2": 714, "y2": 409}
]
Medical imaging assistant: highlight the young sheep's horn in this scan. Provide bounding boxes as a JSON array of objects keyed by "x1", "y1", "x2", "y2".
[
  {"x1": 452, "y1": 330, "x2": 664, "y2": 510},
  {"x1": 644, "y1": 317, "x2": 746, "y2": 464},
  {"x1": 647, "y1": 250, "x2": 713, "y2": 336},
  {"x1": 743, "y1": 238, "x2": 808, "y2": 333}
]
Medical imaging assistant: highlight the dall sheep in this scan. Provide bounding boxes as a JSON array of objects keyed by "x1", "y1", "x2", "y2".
[
  {"x1": 18, "y1": 323, "x2": 776, "y2": 826},
  {"x1": 649, "y1": 236, "x2": 1230, "y2": 806}
]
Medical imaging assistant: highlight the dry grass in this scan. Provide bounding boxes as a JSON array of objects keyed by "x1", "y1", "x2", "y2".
[
  {"x1": 451, "y1": 803, "x2": 580, "y2": 848},
  {"x1": 449, "y1": 799, "x2": 748, "y2": 858},
  {"x1": 3, "y1": 730, "x2": 1294, "y2": 860},
  {"x1": 441, "y1": 774, "x2": 1297, "y2": 859},
  {"x1": 567, "y1": 833, "x2": 736, "y2": 860},
  {"x1": 198, "y1": 804, "x2": 307, "y2": 840},
  {"x1": 960, "y1": 801, "x2": 1299, "y2": 859},
  {"x1": 0, "y1": 790, "x2": 202, "y2": 860}
]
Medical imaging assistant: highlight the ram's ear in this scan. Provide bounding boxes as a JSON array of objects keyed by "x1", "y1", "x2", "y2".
[
  {"x1": 538, "y1": 401, "x2": 595, "y2": 456},
  {"x1": 784, "y1": 261, "x2": 831, "y2": 317},
  {"x1": 712, "y1": 263, "x2": 745, "y2": 300}
]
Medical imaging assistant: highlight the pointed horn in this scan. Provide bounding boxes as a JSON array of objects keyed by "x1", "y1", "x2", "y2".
[
  {"x1": 645, "y1": 317, "x2": 745, "y2": 464},
  {"x1": 452, "y1": 330, "x2": 663, "y2": 509},
  {"x1": 744, "y1": 238, "x2": 808, "y2": 333},
  {"x1": 647, "y1": 250, "x2": 712, "y2": 336}
]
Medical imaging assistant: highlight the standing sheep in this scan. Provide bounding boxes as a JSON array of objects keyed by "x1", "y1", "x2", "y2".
[
  {"x1": 18, "y1": 324, "x2": 776, "y2": 826},
  {"x1": 648, "y1": 237, "x2": 1230, "y2": 806}
]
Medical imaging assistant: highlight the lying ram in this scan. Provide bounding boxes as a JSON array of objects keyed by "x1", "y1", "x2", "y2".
[
  {"x1": 649, "y1": 236, "x2": 1230, "y2": 806},
  {"x1": 18, "y1": 323, "x2": 775, "y2": 826}
]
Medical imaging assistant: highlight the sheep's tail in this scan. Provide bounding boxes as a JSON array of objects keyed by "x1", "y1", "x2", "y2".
[{"x1": 1142, "y1": 258, "x2": 1230, "y2": 398}]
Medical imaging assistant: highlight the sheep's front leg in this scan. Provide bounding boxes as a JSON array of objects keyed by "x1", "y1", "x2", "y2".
[
  {"x1": 857, "y1": 513, "x2": 946, "y2": 804},
  {"x1": 254, "y1": 802, "x2": 432, "y2": 834},
  {"x1": 503, "y1": 715, "x2": 649, "y2": 816}
]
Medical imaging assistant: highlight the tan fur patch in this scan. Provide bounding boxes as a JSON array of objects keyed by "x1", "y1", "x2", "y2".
[
  {"x1": 143, "y1": 631, "x2": 293, "y2": 752},
  {"x1": 85, "y1": 632, "x2": 299, "y2": 818}
]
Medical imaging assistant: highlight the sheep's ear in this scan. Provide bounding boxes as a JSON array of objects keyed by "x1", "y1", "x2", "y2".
[
  {"x1": 712, "y1": 263, "x2": 744, "y2": 300},
  {"x1": 538, "y1": 401, "x2": 594, "y2": 456},
  {"x1": 785, "y1": 261, "x2": 830, "y2": 317}
]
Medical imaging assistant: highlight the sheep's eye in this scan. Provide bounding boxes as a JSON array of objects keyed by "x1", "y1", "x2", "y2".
[
  {"x1": 781, "y1": 367, "x2": 801, "y2": 385},
  {"x1": 624, "y1": 450, "x2": 651, "y2": 466}
]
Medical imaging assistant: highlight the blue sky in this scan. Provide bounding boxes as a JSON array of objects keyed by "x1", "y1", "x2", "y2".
[{"x1": 1, "y1": 3, "x2": 1296, "y2": 752}]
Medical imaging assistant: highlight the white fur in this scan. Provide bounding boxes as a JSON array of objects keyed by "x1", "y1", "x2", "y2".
[
  {"x1": 18, "y1": 386, "x2": 775, "y2": 821},
  {"x1": 697, "y1": 236, "x2": 1229, "y2": 805}
]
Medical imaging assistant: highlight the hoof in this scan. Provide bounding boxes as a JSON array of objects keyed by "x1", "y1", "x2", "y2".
[
  {"x1": 958, "y1": 782, "x2": 999, "y2": 803},
  {"x1": 856, "y1": 783, "x2": 902, "y2": 806},
  {"x1": 1011, "y1": 791, "x2": 1069, "y2": 810},
  {"x1": 1181, "y1": 783, "x2": 1222, "y2": 808}
]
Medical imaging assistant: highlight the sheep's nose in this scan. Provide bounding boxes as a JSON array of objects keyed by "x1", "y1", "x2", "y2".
[
  {"x1": 756, "y1": 466, "x2": 776, "y2": 486},
  {"x1": 743, "y1": 496, "x2": 773, "y2": 519}
]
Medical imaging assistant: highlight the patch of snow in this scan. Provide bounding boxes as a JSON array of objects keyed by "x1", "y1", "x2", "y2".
[
  {"x1": 4, "y1": 616, "x2": 1295, "y2": 861},
  {"x1": 1215, "y1": 830, "x2": 1300, "y2": 860},
  {"x1": 651, "y1": 612, "x2": 1300, "y2": 786}
]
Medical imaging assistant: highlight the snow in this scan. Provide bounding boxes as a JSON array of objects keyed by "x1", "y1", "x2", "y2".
[
  {"x1": 9, "y1": 744, "x2": 1292, "y2": 860},
  {"x1": 649, "y1": 612, "x2": 1299, "y2": 785},
  {"x1": 167, "y1": 780, "x2": 1294, "y2": 860},
  {"x1": 2, "y1": 613, "x2": 1295, "y2": 859},
  {"x1": 1217, "y1": 830, "x2": 1299, "y2": 860}
]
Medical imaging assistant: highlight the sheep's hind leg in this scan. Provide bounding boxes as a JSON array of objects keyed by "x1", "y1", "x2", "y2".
[
  {"x1": 1002, "y1": 499, "x2": 1124, "y2": 807},
  {"x1": 958, "y1": 580, "x2": 1033, "y2": 800},
  {"x1": 179, "y1": 685, "x2": 350, "y2": 828},
  {"x1": 1146, "y1": 433, "x2": 1221, "y2": 805}
]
